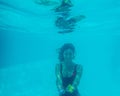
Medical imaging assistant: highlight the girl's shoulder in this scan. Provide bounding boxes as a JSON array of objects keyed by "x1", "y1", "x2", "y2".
[
  {"x1": 75, "y1": 64, "x2": 83, "y2": 72},
  {"x1": 55, "y1": 63, "x2": 62, "y2": 69}
]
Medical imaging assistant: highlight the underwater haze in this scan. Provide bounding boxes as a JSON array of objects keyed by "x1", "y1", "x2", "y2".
[{"x1": 0, "y1": 0, "x2": 120, "y2": 96}]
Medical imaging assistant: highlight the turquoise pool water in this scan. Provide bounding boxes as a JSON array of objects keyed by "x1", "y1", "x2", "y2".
[{"x1": 0, "y1": 0, "x2": 120, "y2": 96}]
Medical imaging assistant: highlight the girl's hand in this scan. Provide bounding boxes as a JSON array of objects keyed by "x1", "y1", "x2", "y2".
[
  {"x1": 59, "y1": 89, "x2": 65, "y2": 95},
  {"x1": 66, "y1": 84, "x2": 75, "y2": 93}
]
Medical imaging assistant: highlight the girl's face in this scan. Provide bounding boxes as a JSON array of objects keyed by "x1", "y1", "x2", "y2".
[{"x1": 63, "y1": 48, "x2": 74, "y2": 62}]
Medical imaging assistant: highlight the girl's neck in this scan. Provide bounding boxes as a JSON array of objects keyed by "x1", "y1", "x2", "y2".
[{"x1": 63, "y1": 61, "x2": 74, "y2": 69}]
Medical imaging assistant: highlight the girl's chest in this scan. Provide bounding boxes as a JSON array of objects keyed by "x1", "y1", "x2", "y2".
[{"x1": 62, "y1": 68, "x2": 74, "y2": 77}]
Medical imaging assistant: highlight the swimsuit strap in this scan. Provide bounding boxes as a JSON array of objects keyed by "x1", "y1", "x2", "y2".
[
  {"x1": 72, "y1": 64, "x2": 77, "y2": 76},
  {"x1": 60, "y1": 63, "x2": 77, "y2": 77}
]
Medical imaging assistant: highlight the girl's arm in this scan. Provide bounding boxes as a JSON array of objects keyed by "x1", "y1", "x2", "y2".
[
  {"x1": 55, "y1": 64, "x2": 64, "y2": 91},
  {"x1": 72, "y1": 64, "x2": 83, "y2": 89}
]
